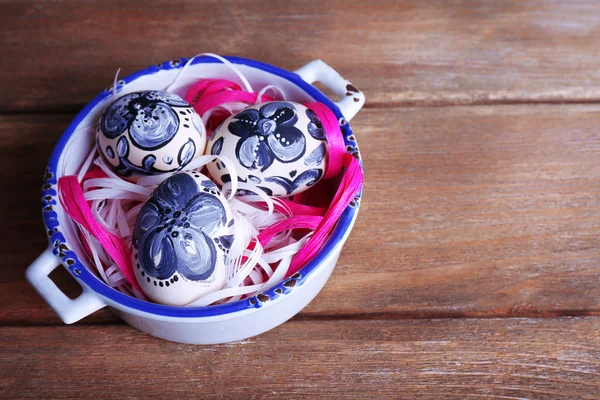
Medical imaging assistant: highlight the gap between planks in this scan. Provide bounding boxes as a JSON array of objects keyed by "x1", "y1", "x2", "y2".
[
  {"x1": 4, "y1": 310, "x2": 600, "y2": 328},
  {"x1": 5, "y1": 97, "x2": 600, "y2": 117}
]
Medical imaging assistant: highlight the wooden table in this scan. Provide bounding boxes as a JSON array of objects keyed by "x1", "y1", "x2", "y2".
[{"x1": 2, "y1": 1, "x2": 600, "y2": 398}]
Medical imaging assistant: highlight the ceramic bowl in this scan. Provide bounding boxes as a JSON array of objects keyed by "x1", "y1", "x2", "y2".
[{"x1": 26, "y1": 56, "x2": 364, "y2": 344}]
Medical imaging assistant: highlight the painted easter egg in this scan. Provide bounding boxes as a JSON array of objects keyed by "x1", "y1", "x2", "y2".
[
  {"x1": 132, "y1": 172, "x2": 234, "y2": 306},
  {"x1": 206, "y1": 101, "x2": 327, "y2": 197},
  {"x1": 97, "y1": 90, "x2": 207, "y2": 177}
]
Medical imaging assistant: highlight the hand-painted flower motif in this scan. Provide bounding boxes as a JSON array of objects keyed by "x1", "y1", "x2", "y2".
[
  {"x1": 101, "y1": 90, "x2": 188, "y2": 147},
  {"x1": 306, "y1": 108, "x2": 326, "y2": 140},
  {"x1": 265, "y1": 168, "x2": 323, "y2": 195},
  {"x1": 228, "y1": 101, "x2": 306, "y2": 172},
  {"x1": 97, "y1": 90, "x2": 207, "y2": 178},
  {"x1": 133, "y1": 173, "x2": 227, "y2": 282},
  {"x1": 206, "y1": 101, "x2": 329, "y2": 197}
]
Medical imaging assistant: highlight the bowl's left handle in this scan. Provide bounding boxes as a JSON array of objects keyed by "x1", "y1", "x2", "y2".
[{"x1": 26, "y1": 247, "x2": 106, "y2": 324}]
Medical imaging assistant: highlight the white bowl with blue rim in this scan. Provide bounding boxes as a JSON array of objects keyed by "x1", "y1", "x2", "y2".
[{"x1": 26, "y1": 56, "x2": 364, "y2": 344}]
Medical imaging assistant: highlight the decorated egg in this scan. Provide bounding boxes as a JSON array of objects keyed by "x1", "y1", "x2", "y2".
[
  {"x1": 132, "y1": 172, "x2": 234, "y2": 306},
  {"x1": 97, "y1": 90, "x2": 207, "y2": 177},
  {"x1": 206, "y1": 101, "x2": 327, "y2": 197}
]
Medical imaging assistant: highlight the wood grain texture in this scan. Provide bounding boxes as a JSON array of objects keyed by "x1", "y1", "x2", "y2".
[
  {"x1": 3, "y1": 1, "x2": 600, "y2": 396},
  {"x1": 2, "y1": 104, "x2": 599, "y2": 324},
  {"x1": 311, "y1": 104, "x2": 600, "y2": 318},
  {"x1": 3, "y1": 0, "x2": 600, "y2": 112},
  {"x1": 2, "y1": 317, "x2": 600, "y2": 399}
]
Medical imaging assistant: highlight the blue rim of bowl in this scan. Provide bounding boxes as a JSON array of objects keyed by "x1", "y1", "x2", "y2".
[{"x1": 41, "y1": 56, "x2": 362, "y2": 318}]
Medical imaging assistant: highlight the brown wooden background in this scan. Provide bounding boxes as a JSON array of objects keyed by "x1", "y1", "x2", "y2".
[{"x1": 1, "y1": 1, "x2": 600, "y2": 398}]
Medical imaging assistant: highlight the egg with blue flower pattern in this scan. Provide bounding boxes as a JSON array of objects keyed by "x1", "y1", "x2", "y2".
[
  {"x1": 132, "y1": 172, "x2": 234, "y2": 306},
  {"x1": 97, "y1": 90, "x2": 207, "y2": 178},
  {"x1": 206, "y1": 101, "x2": 328, "y2": 197}
]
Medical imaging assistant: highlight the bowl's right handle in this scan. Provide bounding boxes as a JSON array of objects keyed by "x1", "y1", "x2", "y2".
[
  {"x1": 294, "y1": 60, "x2": 365, "y2": 122},
  {"x1": 26, "y1": 247, "x2": 106, "y2": 324}
]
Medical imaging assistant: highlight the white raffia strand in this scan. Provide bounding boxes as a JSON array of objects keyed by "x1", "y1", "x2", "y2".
[
  {"x1": 256, "y1": 84, "x2": 285, "y2": 103},
  {"x1": 201, "y1": 102, "x2": 250, "y2": 127},
  {"x1": 112, "y1": 68, "x2": 121, "y2": 99},
  {"x1": 165, "y1": 52, "x2": 254, "y2": 93}
]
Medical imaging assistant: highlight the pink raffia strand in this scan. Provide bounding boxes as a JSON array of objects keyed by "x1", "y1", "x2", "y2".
[
  {"x1": 253, "y1": 155, "x2": 363, "y2": 279},
  {"x1": 82, "y1": 167, "x2": 108, "y2": 181},
  {"x1": 184, "y1": 79, "x2": 274, "y2": 131},
  {"x1": 58, "y1": 175, "x2": 143, "y2": 294},
  {"x1": 286, "y1": 155, "x2": 363, "y2": 277},
  {"x1": 257, "y1": 215, "x2": 323, "y2": 248},
  {"x1": 278, "y1": 199, "x2": 326, "y2": 217},
  {"x1": 305, "y1": 101, "x2": 345, "y2": 180},
  {"x1": 195, "y1": 91, "x2": 273, "y2": 115},
  {"x1": 184, "y1": 79, "x2": 242, "y2": 105}
]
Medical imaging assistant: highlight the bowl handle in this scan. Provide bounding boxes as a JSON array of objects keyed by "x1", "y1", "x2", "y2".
[
  {"x1": 294, "y1": 59, "x2": 365, "y2": 122},
  {"x1": 25, "y1": 247, "x2": 106, "y2": 324}
]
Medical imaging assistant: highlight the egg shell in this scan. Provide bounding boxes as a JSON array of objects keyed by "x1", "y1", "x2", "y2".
[
  {"x1": 132, "y1": 172, "x2": 234, "y2": 306},
  {"x1": 206, "y1": 101, "x2": 327, "y2": 197},
  {"x1": 97, "y1": 90, "x2": 207, "y2": 178}
]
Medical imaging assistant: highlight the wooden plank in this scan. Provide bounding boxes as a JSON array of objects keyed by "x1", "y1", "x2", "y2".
[
  {"x1": 3, "y1": 0, "x2": 600, "y2": 112},
  {"x1": 308, "y1": 104, "x2": 600, "y2": 317},
  {"x1": 2, "y1": 104, "x2": 600, "y2": 324},
  {"x1": 1, "y1": 317, "x2": 600, "y2": 399}
]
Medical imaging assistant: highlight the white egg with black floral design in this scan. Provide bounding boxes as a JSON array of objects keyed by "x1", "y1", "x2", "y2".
[
  {"x1": 206, "y1": 101, "x2": 327, "y2": 197},
  {"x1": 97, "y1": 90, "x2": 207, "y2": 178},
  {"x1": 132, "y1": 172, "x2": 235, "y2": 306}
]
